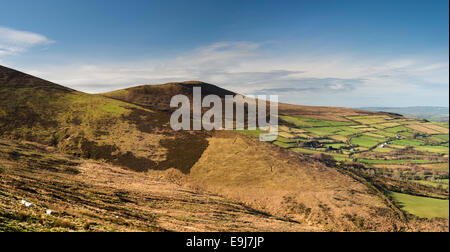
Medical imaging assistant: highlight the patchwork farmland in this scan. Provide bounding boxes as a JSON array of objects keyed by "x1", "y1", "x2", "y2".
[
  {"x1": 241, "y1": 113, "x2": 449, "y2": 220},
  {"x1": 1, "y1": 65, "x2": 448, "y2": 231}
]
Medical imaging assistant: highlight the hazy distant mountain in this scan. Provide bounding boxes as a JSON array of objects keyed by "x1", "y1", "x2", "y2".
[{"x1": 359, "y1": 106, "x2": 449, "y2": 122}]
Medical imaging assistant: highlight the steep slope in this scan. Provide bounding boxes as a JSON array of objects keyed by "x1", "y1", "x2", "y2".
[
  {"x1": 0, "y1": 138, "x2": 318, "y2": 232},
  {"x1": 100, "y1": 79, "x2": 449, "y2": 231},
  {"x1": 0, "y1": 65, "x2": 73, "y2": 91},
  {"x1": 1, "y1": 65, "x2": 447, "y2": 232},
  {"x1": 0, "y1": 65, "x2": 208, "y2": 173},
  {"x1": 189, "y1": 131, "x2": 448, "y2": 231}
]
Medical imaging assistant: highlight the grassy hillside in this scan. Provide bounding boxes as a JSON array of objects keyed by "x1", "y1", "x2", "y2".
[
  {"x1": 1, "y1": 138, "x2": 315, "y2": 232},
  {"x1": 103, "y1": 81, "x2": 236, "y2": 111},
  {"x1": 278, "y1": 103, "x2": 388, "y2": 122},
  {"x1": 0, "y1": 65, "x2": 209, "y2": 173},
  {"x1": 1, "y1": 65, "x2": 448, "y2": 232},
  {"x1": 239, "y1": 112, "x2": 449, "y2": 222},
  {"x1": 76, "y1": 74, "x2": 450, "y2": 228},
  {"x1": 191, "y1": 131, "x2": 402, "y2": 231},
  {"x1": 390, "y1": 192, "x2": 449, "y2": 219},
  {"x1": 189, "y1": 131, "x2": 448, "y2": 231}
]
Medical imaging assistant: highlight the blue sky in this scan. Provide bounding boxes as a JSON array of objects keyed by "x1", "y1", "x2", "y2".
[{"x1": 0, "y1": 0, "x2": 448, "y2": 107}]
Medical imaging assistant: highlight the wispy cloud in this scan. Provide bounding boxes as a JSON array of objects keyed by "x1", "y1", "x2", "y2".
[
  {"x1": 253, "y1": 78, "x2": 363, "y2": 95},
  {"x1": 17, "y1": 41, "x2": 450, "y2": 107},
  {"x1": 0, "y1": 26, "x2": 53, "y2": 56}
]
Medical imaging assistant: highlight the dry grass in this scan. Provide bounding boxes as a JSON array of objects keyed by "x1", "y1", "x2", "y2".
[
  {"x1": 406, "y1": 124, "x2": 441, "y2": 134},
  {"x1": 0, "y1": 138, "x2": 317, "y2": 232},
  {"x1": 422, "y1": 124, "x2": 449, "y2": 134},
  {"x1": 1, "y1": 66, "x2": 448, "y2": 232},
  {"x1": 420, "y1": 163, "x2": 450, "y2": 171},
  {"x1": 278, "y1": 103, "x2": 389, "y2": 122},
  {"x1": 187, "y1": 131, "x2": 447, "y2": 231}
]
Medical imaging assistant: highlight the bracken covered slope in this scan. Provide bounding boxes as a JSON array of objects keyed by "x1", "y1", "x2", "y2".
[
  {"x1": 103, "y1": 81, "x2": 236, "y2": 112},
  {"x1": 0, "y1": 65, "x2": 209, "y2": 174},
  {"x1": 1, "y1": 138, "x2": 318, "y2": 232},
  {"x1": 103, "y1": 80, "x2": 389, "y2": 122},
  {"x1": 1, "y1": 65, "x2": 447, "y2": 231},
  {"x1": 189, "y1": 131, "x2": 448, "y2": 231}
]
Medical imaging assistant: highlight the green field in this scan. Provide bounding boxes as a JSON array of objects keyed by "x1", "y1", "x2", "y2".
[
  {"x1": 426, "y1": 136, "x2": 448, "y2": 144},
  {"x1": 391, "y1": 139, "x2": 425, "y2": 146},
  {"x1": 276, "y1": 136, "x2": 298, "y2": 143},
  {"x1": 357, "y1": 159, "x2": 432, "y2": 164},
  {"x1": 303, "y1": 126, "x2": 361, "y2": 137},
  {"x1": 238, "y1": 114, "x2": 449, "y2": 199},
  {"x1": 390, "y1": 192, "x2": 449, "y2": 219},
  {"x1": 236, "y1": 128, "x2": 269, "y2": 138},
  {"x1": 241, "y1": 115, "x2": 449, "y2": 162},
  {"x1": 350, "y1": 135, "x2": 383, "y2": 148},
  {"x1": 413, "y1": 180, "x2": 449, "y2": 189},
  {"x1": 372, "y1": 130, "x2": 397, "y2": 138},
  {"x1": 431, "y1": 122, "x2": 450, "y2": 129},
  {"x1": 304, "y1": 127, "x2": 341, "y2": 136},
  {"x1": 280, "y1": 116, "x2": 354, "y2": 127},
  {"x1": 435, "y1": 134, "x2": 449, "y2": 141},
  {"x1": 291, "y1": 148, "x2": 323, "y2": 155},
  {"x1": 372, "y1": 147, "x2": 396, "y2": 153},
  {"x1": 348, "y1": 116, "x2": 388, "y2": 124},
  {"x1": 273, "y1": 141, "x2": 297, "y2": 148},
  {"x1": 384, "y1": 126, "x2": 411, "y2": 133},
  {"x1": 414, "y1": 145, "x2": 449, "y2": 154},
  {"x1": 335, "y1": 126, "x2": 361, "y2": 136}
]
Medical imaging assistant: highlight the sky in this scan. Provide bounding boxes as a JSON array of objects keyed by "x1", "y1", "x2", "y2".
[{"x1": 0, "y1": 0, "x2": 448, "y2": 107}]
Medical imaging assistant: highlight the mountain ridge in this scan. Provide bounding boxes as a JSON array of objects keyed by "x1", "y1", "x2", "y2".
[
  {"x1": 0, "y1": 64, "x2": 448, "y2": 232},
  {"x1": 0, "y1": 65, "x2": 74, "y2": 92}
]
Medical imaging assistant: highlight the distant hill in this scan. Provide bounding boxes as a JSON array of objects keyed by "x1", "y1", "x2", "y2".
[
  {"x1": 359, "y1": 107, "x2": 449, "y2": 122},
  {"x1": 104, "y1": 82, "x2": 387, "y2": 122},
  {"x1": 1, "y1": 64, "x2": 448, "y2": 232},
  {"x1": 102, "y1": 81, "x2": 236, "y2": 111}
]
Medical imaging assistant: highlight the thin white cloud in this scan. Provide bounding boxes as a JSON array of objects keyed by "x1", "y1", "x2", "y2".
[
  {"x1": 18, "y1": 41, "x2": 450, "y2": 107},
  {"x1": 0, "y1": 26, "x2": 53, "y2": 56}
]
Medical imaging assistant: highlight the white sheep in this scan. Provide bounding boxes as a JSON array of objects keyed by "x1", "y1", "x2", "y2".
[{"x1": 20, "y1": 199, "x2": 33, "y2": 207}]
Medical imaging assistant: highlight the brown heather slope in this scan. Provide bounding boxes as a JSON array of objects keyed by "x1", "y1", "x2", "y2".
[
  {"x1": 1, "y1": 138, "x2": 317, "y2": 232},
  {"x1": 103, "y1": 81, "x2": 390, "y2": 122},
  {"x1": 101, "y1": 79, "x2": 449, "y2": 231},
  {"x1": 103, "y1": 81, "x2": 236, "y2": 112},
  {"x1": 277, "y1": 103, "x2": 393, "y2": 122},
  {"x1": 189, "y1": 131, "x2": 448, "y2": 232},
  {"x1": 0, "y1": 65, "x2": 209, "y2": 174},
  {"x1": 1, "y1": 65, "x2": 447, "y2": 232}
]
